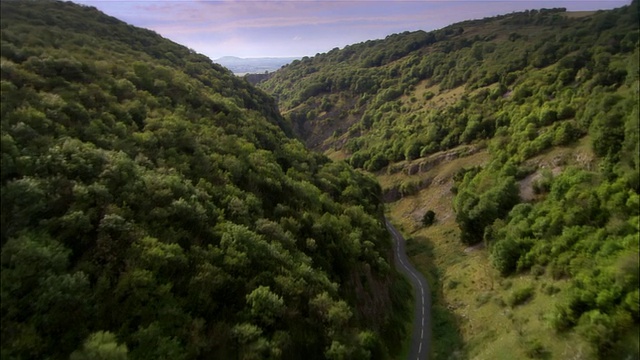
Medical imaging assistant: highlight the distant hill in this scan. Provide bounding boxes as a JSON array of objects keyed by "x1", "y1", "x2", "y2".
[
  {"x1": 0, "y1": 1, "x2": 409, "y2": 359},
  {"x1": 260, "y1": 3, "x2": 639, "y2": 359},
  {"x1": 215, "y1": 56, "x2": 299, "y2": 75}
]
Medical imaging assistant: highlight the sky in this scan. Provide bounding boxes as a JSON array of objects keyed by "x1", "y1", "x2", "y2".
[{"x1": 73, "y1": 0, "x2": 630, "y2": 60}]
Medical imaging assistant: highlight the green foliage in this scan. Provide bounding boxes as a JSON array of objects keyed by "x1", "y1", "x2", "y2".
[
  {"x1": 70, "y1": 331, "x2": 128, "y2": 360},
  {"x1": 454, "y1": 171, "x2": 520, "y2": 245},
  {"x1": 522, "y1": 338, "x2": 548, "y2": 359},
  {"x1": 261, "y1": 3, "x2": 637, "y2": 172},
  {"x1": 488, "y1": 165, "x2": 639, "y2": 354},
  {"x1": 491, "y1": 237, "x2": 530, "y2": 276},
  {"x1": 507, "y1": 286, "x2": 535, "y2": 307},
  {"x1": 246, "y1": 286, "x2": 285, "y2": 326},
  {"x1": 365, "y1": 153, "x2": 389, "y2": 172},
  {"x1": 422, "y1": 210, "x2": 436, "y2": 227},
  {"x1": 258, "y1": 2, "x2": 638, "y2": 356},
  {"x1": 0, "y1": 2, "x2": 406, "y2": 359}
]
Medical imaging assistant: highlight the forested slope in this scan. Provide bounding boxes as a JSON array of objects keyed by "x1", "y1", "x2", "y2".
[
  {"x1": 261, "y1": 3, "x2": 639, "y2": 358},
  {"x1": 0, "y1": 1, "x2": 410, "y2": 359}
]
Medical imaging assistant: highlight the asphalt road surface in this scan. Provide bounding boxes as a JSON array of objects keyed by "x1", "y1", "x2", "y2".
[{"x1": 385, "y1": 219, "x2": 431, "y2": 360}]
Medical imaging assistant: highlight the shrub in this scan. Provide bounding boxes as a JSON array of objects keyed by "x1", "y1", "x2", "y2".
[
  {"x1": 399, "y1": 180, "x2": 419, "y2": 197},
  {"x1": 523, "y1": 338, "x2": 548, "y2": 359},
  {"x1": 508, "y1": 285, "x2": 534, "y2": 307},
  {"x1": 549, "y1": 261, "x2": 569, "y2": 280},
  {"x1": 550, "y1": 304, "x2": 575, "y2": 331},
  {"x1": 576, "y1": 310, "x2": 615, "y2": 356},
  {"x1": 543, "y1": 284, "x2": 561, "y2": 296},
  {"x1": 364, "y1": 153, "x2": 388, "y2": 172},
  {"x1": 447, "y1": 280, "x2": 460, "y2": 290},
  {"x1": 422, "y1": 210, "x2": 436, "y2": 227},
  {"x1": 530, "y1": 264, "x2": 545, "y2": 277},
  {"x1": 491, "y1": 238, "x2": 527, "y2": 276}
]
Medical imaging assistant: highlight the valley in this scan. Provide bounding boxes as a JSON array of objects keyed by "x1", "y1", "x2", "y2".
[
  {"x1": 386, "y1": 219, "x2": 431, "y2": 360},
  {"x1": 214, "y1": 56, "x2": 299, "y2": 76},
  {"x1": 1, "y1": 1, "x2": 638, "y2": 360}
]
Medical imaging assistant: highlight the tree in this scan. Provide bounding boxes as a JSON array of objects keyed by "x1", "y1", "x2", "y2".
[
  {"x1": 422, "y1": 210, "x2": 436, "y2": 227},
  {"x1": 365, "y1": 153, "x2": 388, "y2": 172},
  {"x1": 1, "y1": 232, "x2": 91, "y2": 358},
  {"x1": 232, "y1": 323, "x2": 269, "y2": 360},
  {"x1": 70, "y1": 332, "x2": 128, "y2": 360},
  {"x1": 130, "y1": 323, "x2": 186, "y2": 360},
  {"x1": 491, "y1": 237, "x2": 526, "y2": 276},
  {"x1": 246, "y1": 286, "x2": 285, "y2": 326}
]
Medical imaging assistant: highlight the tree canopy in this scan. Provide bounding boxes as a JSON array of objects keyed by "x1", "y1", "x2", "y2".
[{"x1": 0, "y1": 1, "x2": 410, "y2": 359}]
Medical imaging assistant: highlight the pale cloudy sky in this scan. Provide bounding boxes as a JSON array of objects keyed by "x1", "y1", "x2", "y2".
[{"x1": 74, "y1": 0, "x2": 630, "y2": 59}]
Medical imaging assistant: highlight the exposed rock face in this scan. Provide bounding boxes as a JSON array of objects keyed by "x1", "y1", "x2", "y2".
[{"x1": 383, "y1": 187, "x2": 402, "y2": 202}]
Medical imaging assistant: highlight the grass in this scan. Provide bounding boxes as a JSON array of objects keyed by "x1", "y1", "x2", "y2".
[
  {"x1": 403, "y1": 228, "x2": 466, "y2": 360},
  {"x1": 324, "y1": 147, "x2": 348, "y2": 161},
  {"x1": 400, "y1": 80, "x2": 466, "y2": 111},
  {"x1": 380, "y1": 144, "x2": 600, "y2": 360}
]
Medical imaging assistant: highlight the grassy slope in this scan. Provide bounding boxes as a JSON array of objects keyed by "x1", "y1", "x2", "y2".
[{"x1": 383, "y1": 136, "x2": 614, "y2": 359}]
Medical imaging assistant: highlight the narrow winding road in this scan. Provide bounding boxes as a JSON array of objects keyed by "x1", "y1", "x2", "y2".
[{"x1": 385, "y1": 219, "x2": 431, "y2": 360}]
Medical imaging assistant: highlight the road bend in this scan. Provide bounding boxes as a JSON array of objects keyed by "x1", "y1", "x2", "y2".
[{"x1": 385, "y1": 219, "x2": 431, "y2": 360}]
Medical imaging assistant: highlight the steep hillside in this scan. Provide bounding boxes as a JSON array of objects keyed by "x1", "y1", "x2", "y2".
[
  {"x1": 0, "y1": 1, "x2": 410, "y2": 359},
  {"x1": 261, "y1": 3, "x2": 639, "y2": 359}
]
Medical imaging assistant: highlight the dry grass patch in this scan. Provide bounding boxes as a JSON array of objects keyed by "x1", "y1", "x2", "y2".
[
  {"x1": 400, "y1": 80, "x2": 466, "y2": 111},
  {"x1": 324, "y1": 148, "x2": 348, "y2": 162}
]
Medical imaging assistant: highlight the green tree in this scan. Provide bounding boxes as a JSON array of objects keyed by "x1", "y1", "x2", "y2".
[
  {"x1": 246, "y1": 286, "x2": 285, "y2": 326},
  {"x1": 70, "y1": 332, "x2": 128, "y2": 360}
]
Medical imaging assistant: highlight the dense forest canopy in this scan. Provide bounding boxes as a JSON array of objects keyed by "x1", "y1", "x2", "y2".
[
  {"x1": 0, "y1": 1, "x2": 410, "y2": 359},
  {"x1": 260, "y1": 2, "x2": 639, "y2": 358}
]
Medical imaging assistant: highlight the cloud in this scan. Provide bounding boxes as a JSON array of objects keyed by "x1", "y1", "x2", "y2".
[
  {"x1": 74, "y1": 0, "x2": 630, "y2": 59},
  {"x1": 90, "y1": 1, "x2": 441, "y2": 34}
]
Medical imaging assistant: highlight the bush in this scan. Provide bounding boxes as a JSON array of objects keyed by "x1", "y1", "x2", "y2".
[
  {"x1": 542, "y1": 284, "x2": 561, "y2": 296},
  {"x1": 508, "y1": 286, "x2": 534, "y2": 307},
  {"x1": 364, "y1": 153, "x2": 389, "y2": 172},
  {"x1": 447, "y1": 280, "x2": 460, "y2": 290},
  {"x1": 549, "y1": 261, "x2": 569, "y2": 280},
  {"x1": 422, "y1": 210, "x2": 436, "y2": 227},
  {"x1": 530, "y1": 264, "x2": 545, "y2": 277},
  {"x1": 576, "y1": 310, "x2": 615, "y2": 356},
  {"x1": 550, "y1": 304, "x2": 573, "y2": 331},
  {"x1": 491, "y1": 238, "x2": 527, "y2": 276},
  {"x1": 500, "y1": 279, "x2": 513, "y2": 290},
  {"x1": 523, "y1": 338, "x2": 548, "y2": 359}
]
